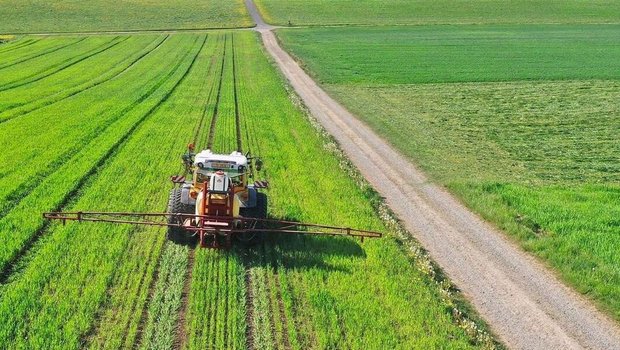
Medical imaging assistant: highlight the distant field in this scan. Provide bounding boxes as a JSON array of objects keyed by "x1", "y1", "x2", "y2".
[
  {"x1": 256, "y1": 0, "x2": 620, "y2": 26},
  {"x1": 277, "y1": 27, "x2": 620, "y2": 320},
  {"x1": 0, "y1": 0, "x2": 252, "y2": 33},
  {"x1": 0, "y1": 33, "x2": 484, "y2": 348},
  {"x1": 277, "y1": 25, "x2": 620, "y2": 84}
]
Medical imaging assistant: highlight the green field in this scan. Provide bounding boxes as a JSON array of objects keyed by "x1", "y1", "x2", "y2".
[
  {"x1": 276, "y1": 26, "x2": 620, "y2": 319},
  {"x1": 0, "y1": 0, "x2": 252, "y2": 33},
  {"x1": 0, "y1": 33, "x2": 491, "y2": 349},
  {"x1": 277, "y1": 25, "x2": 620, "y2": 84},
  {"x1": 255, "y1": 0, "x2": 620, "y2": 26}
]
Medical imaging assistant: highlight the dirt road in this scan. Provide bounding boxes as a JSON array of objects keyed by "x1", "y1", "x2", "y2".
[{"x1": 245, "y1": 1, "x2": 620, "y2": 349}]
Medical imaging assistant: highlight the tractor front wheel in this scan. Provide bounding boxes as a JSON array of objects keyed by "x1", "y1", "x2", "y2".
[{"x1": 167, "y1": 188, "x2": 195, "y2": 245}]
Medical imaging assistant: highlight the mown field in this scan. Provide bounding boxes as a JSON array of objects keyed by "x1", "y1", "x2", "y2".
[
  {"x1": 255, "y1": 0, "x2": 620, "y2": 26},
  {"x1": 0, "y1": 0, "x2": 251, "y2": 33},
  {"x1": 276, "y1": 25, "x2": 620, "y2": 320},
  {"x1": 0, "y1": 33, "x2": 490, "y2": 349}
]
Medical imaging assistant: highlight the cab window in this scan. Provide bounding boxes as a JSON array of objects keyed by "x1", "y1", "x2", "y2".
[{"x1": 196, "y1": 172, "x2": 209, "y2": 183}]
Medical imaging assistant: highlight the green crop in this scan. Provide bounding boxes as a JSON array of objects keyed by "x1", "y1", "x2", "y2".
[
  {"x1": 0, "y1": 36, "x2": 166, "y2": 121},
  {"x1": 138, "y1": 243, "x2": 189, "y2": 350},
  {"x1": 255, "y1": 0, "x2": 620, "y2": 26},
  {"x1": 0, "y1": 31, "x2": 489, "y2": 349},
  {"x1": 0, "y1": 0, "x2": 252, "y2": 33},
  {"x1": 277, "y1": 25, "x2": 620, "y2": 84}
]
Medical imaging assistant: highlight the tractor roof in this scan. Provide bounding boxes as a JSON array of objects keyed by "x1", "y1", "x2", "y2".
[{"x1": 194, "y1": 150, "x2": 248, "y2": 170}]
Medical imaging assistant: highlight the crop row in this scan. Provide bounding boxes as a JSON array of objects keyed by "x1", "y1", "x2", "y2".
[
  {"x1": 0, "y1": 35, "x2": 167, "y2": 122},
  {"x1": 87, "y1": 35, "x2": 220, "y2": 349},
  {"x1": 0, "y1": 34, "x2": 208, "y2": 348},
  {"x1": 177, "y1": 32, "x2": 480, "y2": 349},
  {"x1": 185, "y1": 250, "x2": 246, "y2": 350},
  {"x1": 0, "y1": 36, "x2": 126, "y2": 91},
  {"x1": 0, "y1": 31, "x2": 485, "y2": 349},
  {"x1": 0, "y1": 37, "x2": 40, "y2": 54},
  {"x1": 0, "y1": 35, "x2": 203, "y2": 273},
  {"x1": 0, "y1": 37, "x2": 85, "y2": 70}
]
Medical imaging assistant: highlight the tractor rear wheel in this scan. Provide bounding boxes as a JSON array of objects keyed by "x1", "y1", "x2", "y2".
[
  {"x1": 238, "y1": 192, "x2": 267, "y2": 244},
  {"x1": 167, "y1": 188, "x2": 195, "y2": 245}
]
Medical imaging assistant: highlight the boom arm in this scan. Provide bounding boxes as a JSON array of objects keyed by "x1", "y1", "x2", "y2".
[{"x1": 42, "y1": 211, "x2": 382, "y2": 241}]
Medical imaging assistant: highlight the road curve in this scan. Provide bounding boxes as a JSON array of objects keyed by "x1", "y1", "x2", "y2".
[{"x1": 245, "y1": 1, "x2": 620, "y2": 349}]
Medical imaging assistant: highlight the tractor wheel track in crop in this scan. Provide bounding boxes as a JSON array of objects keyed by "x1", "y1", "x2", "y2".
[
  {"x1": 0, "y1": 37, "x2": 181, "y2": 226},
  {"x1": 193, "y1": 35, "x2": 225, "y2": 148},
  {"x1": 82, "y1": 230, "x2": 166, "y2": 348},
  {"x1": 0, "y1": 37, "x2": 172, "y2": 221},
  {"x1": 244, "y1": 253, "x2": 256, "y2": 350},
  {"x1": 0, "y1": 36, "x2": 128, "y2": 92},
  {"x1": 78, "y1": 34, "x2": 208, "y2": 347},
  {"x1": 0, "y1": 37, "x2": 86, "y2": 70},
  {"x1": 232, "y1": 36, "x2": 243, "y2": 153},
  {"x1": 0, "y1": 38, "x2": 39, "y2": 54},
  {"x1": 0, "y1": 35, "x2": 206, "y2": 289},
  {"x1": 129, "y1": 240, "x2": 164, "y2": 348},
  {"x1": 262, "y1": 245, "x2": 279, "y2": 349},
  {"x1": 175, "y1": 246, "x2": 195, "y2": 350},
  {"x1": 210, "y1": 255, "x2": 221, "y2": 349},
  {"x1": 244, "y1": 0, "x2": 620, "y2": 348},
  {"x1": 223, "y1": 254, "x2": 231, "y2": 348},
  {"x1": 272, "y1": 269, "x2": 292, "y2": 350},
  {"x1": 0, "y1": 35, "x2": 169, "y2": 124},
  {"x1": 206, "y1": 35, "x2": 228, "y2": 150}
]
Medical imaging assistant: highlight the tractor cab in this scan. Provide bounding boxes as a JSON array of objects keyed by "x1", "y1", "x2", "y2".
[
  {"x1": 192, "y1": 149, "x2": 249, "y2": 190},
  {"x1": 177, "y1": 148, "x2": 259, "y2": 222}
]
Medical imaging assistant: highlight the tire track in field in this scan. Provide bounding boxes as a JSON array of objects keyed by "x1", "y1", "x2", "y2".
[
  {"x1": 210, "y1": 256, "x2": 221, "y2": 349},
  {"x1": 261, "y1": 244, "x2": 279, "y2": 349},
  {"x1": 266, "y1": 246, "x2": 291, "y2": 350},
  {"x1": 206, "y1": 35, "x2": 228, "y2": 150},
  {"x1": 0, "y1": 37, "x2": 86, "y2": 70},
  {"x1": 193, "y1": 35, "x2": 225, "y2": 148},
  {"x1": 0, "y1": 35, "x2": 169, "y2": 124},
  {"x1": 82, "y1": 228, "x2": 166, "y2": 348},
  {"x1": 243, "y1": 256, "x2": 256, "y2": 350},
  {"x1": 232, "y1": 35, "x2": 243, "y2": 153},
  {"x1": 0, "y1": 38, "x2": 38, "y2": 54},
  {"x1": 0, "y1": 35, "x2": 206, "y2": 287},
  {"x1": 134, "y1": 35, "x2": 219, "y2": 348},
  {"x1": 0, "y1": 36, "x2": 128, "y2": 92},
  {"x1": 272, "y1": 270, "x2": 292, "y2": 350},
  {"x1": 0, "y1": 36, "x2": 170, "y2": 221},
  {"x1": 223, "y1": 254, "x2": 231, "y2": 348},
  {"x1": 75, "y1": 34, "x2": 208, "y2": 347},
  {"x1": 175, "y1": 247, "x2": 195, "y2": 350}
]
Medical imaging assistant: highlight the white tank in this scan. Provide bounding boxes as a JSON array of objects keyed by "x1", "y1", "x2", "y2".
[{"x1": 209, "y1": 170, "x2": 229, "y2": 193}]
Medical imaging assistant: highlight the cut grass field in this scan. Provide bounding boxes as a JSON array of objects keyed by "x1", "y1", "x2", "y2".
[
  {"x1": 255, "y1": 0, "x2": 620, "y2": 26},
  {"x1": 0, "y1": 0, "x2": 252, "y2": 33},
  {"x1": 276, "y1": 26, "x2": 620, "y2": 320},
  {"x1": 0, "y1": 32, "x2": 491, "y2": 348}
]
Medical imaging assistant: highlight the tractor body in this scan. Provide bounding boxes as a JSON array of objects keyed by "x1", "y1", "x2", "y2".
[{"x1": 168, "y1": 149, "x2": 267, "y2": 247}]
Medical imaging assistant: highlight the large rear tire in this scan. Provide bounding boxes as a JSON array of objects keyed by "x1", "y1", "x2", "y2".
[
  {"x1": 167, "y1": 188, "x2": 195, "y2": 245},
  {"x1": 238, "y1": 192, "x2": 267, "y2": 244}
]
